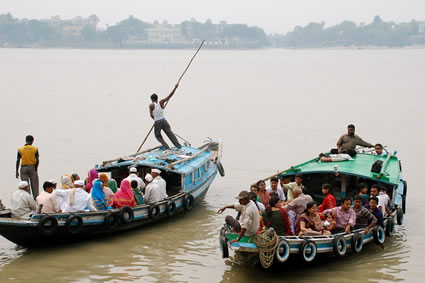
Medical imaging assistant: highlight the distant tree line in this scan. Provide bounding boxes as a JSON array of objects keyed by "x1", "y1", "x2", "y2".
[
  {"x1": 275, "y1": 16, "x2": 423, "y2": 48},
  {"x1": 0, "y1": 13, "x2": 423, "y2": 48}
]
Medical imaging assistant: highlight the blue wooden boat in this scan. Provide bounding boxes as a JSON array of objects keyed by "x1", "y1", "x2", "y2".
[
  {"x1": 0, "y1": 139, "x2": 224, "y2": 247},
  {"x1": 219, "y1": 148, "x2": 406, "y2": 267}
]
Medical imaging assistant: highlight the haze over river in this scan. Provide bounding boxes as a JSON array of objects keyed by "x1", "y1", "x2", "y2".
[{"x1": 0, "y1": 48, "x2": 424, "y2": 282}]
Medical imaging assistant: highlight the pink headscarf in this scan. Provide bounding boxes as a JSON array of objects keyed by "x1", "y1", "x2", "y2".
[
  {"x1": 85, "y1": 169, "x2": 98, "y2": 193},
  {"x1": 112, "y1": 179, "x2": 136, "y2": 208}
]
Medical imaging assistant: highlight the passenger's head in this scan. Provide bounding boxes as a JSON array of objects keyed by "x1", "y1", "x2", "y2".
[
  {"x1": 375, "y1": 144, "x2": 383, "y2": 155},
  {"x1": 25, "y1": 135, "x2": 34, "y2": 144},
  {"x1": 248, "y1": 192, "x2": 257, "y2": 202},
  {"x1": 235, "y1": 190, "x2": 250, "y2": 205},
  {"x1": 151, "y1": 168, "x2": 161, "y2": 178},
  {"x1": 99, "y1": 174, "x2": 109, "y2": 184},
  {"x1": 326, "y1": 213, "x2": 334, "y2": 221},
  {"x1": 321, "y1": 183, "x2": 331, "y2": 195},
  {"x1": 129, "y1": 167, "x2": 138, "y2": 175},
  {"x1": 250, "y1": 185, "x2": 259, "y2": 194},
  {"x1": 269, "y1": 195, "x2": 282, "y2": 208},
  {"x1": 295, "y1": 173, "x2": 303, "y2": 185},
  {"x1": 257, "y1": 180, "x2": 266, "y2": 191},
  {"x1": 145, "y1": 174, "x2": 153, "y2": 183},
  {"x1": 43, "y1": 181, "x2": 55, "y2": 193},
  {"x1": 71, "y1": 173, "x2": 80, "y2": 182},
  {"x1": 48, "y1": 179, "x2": 57, "y2": 189},
  {"x1": 353, "y1": 194, "x2": 363, "y2": 209},
  {"x1": 269, "y1": 192, "x2": 278, "y2": 199},
  {"x1": 369, "y1": 196, "x2": 379, "y2": 210},
  {"x1": 18, "y1": 181, "x2": 29, "y2": 192},
  {"x1": 379, "y1": 186, "x2": 387, "y2": 194},
  {"x1": 370, "y1": 184, "x2": 380, "y2": 197},
  {"x1": 74, "y1": 180, "x2": 85, "y2": 189},
  {"x1": 358, "y1": 183, "x2": 368, "y2": 194},
  {"x1": 305, "y1": 201, "x2": 317, "y2": 215},
  {"x1": 150, "y1": 93, "x2": 158, "y2": 102},
  {"x1": 293, "y1": 187, "x2": 303, "y2": 198},
  {"x1": 347, "y1": 124, "x2": 355, "y2": 136},
  {"x1": 130, "y1": 180, "x2": 138, "y2": 189},
  {"x1": 270, "y1": 177, "x2": 278, "y2": 190},
  {"x1": 341, "y1": 197, "x2": 351, "y2": 211}
]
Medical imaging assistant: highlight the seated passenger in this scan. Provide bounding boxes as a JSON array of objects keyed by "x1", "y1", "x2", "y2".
[
  {"x1": 296, "y1": 202, "x2": 331, "y2": 236},
  {"x1": 71, "y1": 173, "x2": 80, "y2": 183},
  {"x1": 151, "y1": 169, "x2": 167, "y2": 200},
  {"x1": 364, "y1": 196, "x2": 384, "y2": 228},
  {"x1": 131, "y1": 180, "x2": 145, "y2": 205},
  {"x1": 266, "y1": 177, "x2": 286, "y2": 201},
  {"x1": 63, "y1": 180, "x2": 97, "y2": 212},
  {"x1": 281, "y1": 173, "x2": 305, "y2": 201},
  {"x1": 99, "y1": 174, "x2": 114, "y2": 206},
  {"x1": 256, "y1": 180, "x2": 270, "y2": 208},
  {"x1": 319, "y1": 152, "x2": 354, "y2": 162},
  {"x1": 324, "y1": 213, "x2": 336, "y2": 232},
  {"x1": 370, "y1": 184, "x2": 392, "y2": 217},
  {"x1": 36, "y1": 181, "x2": 60, "y2": 213},
  {"x1": 318, "y1": 183, "x2": 337, "y2": 219},
  {"x1": 53, "y1": 175, "x2": 73, "y2": 211},
  {"x1": 358, "y1": 183, "x2": 369, "y2": 205},
  {"x1": 250, "y1": 185, "x2": 261, "y2": 203},
  {"x1": 218, "y1": 190, "x2": 260, "y2": 245},
  {"x1": 85, "y1": 169, "x2": 99, "y2": 193},
  {"x1": 108, "y1": 179, "x2": 118, "y2": 193},
  {"x1": 283, "y1": 187, "x2": 313, "y2": 221},
  {"x1": 11, "y1": 181, "x2": 36, "y2": 219},
  {"x1": 91, "y1": 180, "x2": 108, "y2": 211},
  {"x1": 248, "y1": 191, "x2": 265, "y2": 212},
  {"x1": 125, "y1": 167, "x2": 146, "y2": 190},
  {"x1": 352, "y1": 194, "x2": 377, "y2": 234},
  {"x1": 144, "y1": 174, "x2": 161, "y2": 204},
  {"x1": 112, "y1": 179, "x2": 136, "y2": 208},
  {"x1": 261, "y1": 196, "x2": 290, "y2": 236},
  {"x1": 323, "y1": 197, "x2": 356, "y2": 234},
  {"x1": 373, "y1": 143, "x2": 386, "y2": 156}
]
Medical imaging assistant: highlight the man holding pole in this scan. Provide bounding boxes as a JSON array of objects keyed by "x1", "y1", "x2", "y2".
[{"x1": 149, "y1": 83, "x2": 182, "y2": 149}]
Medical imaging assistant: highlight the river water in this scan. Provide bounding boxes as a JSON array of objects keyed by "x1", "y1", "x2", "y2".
[{"x1": 0, "y1": 48, "x2": 424, "y2": 282}]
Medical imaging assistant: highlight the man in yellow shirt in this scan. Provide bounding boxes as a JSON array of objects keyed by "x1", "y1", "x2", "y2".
[{"x1": 16, "y1": 135, "x2": 39, "y2": 199}]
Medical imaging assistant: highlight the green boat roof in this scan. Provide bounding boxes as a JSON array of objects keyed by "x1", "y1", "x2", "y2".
[{"x1": 280, "y1": 153, "x2": 401, "y2": 185}]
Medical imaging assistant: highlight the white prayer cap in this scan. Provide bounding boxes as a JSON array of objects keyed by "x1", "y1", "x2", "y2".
[
  {"x1": 129, "y1": 167, "x2": 138, "y2": 173},
  {"x1": 145, "y1": 174, "x2": 153, "y2": 182},
  {"x1": 18, "y1": 181, "x2": 29, "y2": 189},
  {"x1": 151, "y1": 168, "x2": 161, "y2": 174},
  {"x1": 74, "y1": 180, "x2": 85, "y2": 186},
  {"x1": 48, "y1": 179, "x2": 57, "y2": 185}
]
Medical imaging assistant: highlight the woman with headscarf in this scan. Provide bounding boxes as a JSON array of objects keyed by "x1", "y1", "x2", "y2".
[
  {"x1": 91, "y1": 180, "x2": 108, "y2": 210},
  {"x1": 112, "y1": 179, "x2": 136, "y2": 208},
  {"x1": 53, "y1": 175, "x2": 73, "y2": 211},
  {"x1": 99, "y1": 174, "x2": 114, "y2": 207},
  {"x1": 109, "y1": 179, "x2": 118, "y2": 193},
  {"x1": 85, "y1": 169, "x2": 98, "y2": 193}
]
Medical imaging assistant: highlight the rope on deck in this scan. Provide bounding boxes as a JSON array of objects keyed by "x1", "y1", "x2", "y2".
[{"x1": 253, "y1": 229, "x2": 279, "y2": 269}]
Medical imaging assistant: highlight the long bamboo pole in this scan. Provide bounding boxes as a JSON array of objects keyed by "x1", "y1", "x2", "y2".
[{"x1": 136, "y1": 40, "x2": 205, "y2": 153}]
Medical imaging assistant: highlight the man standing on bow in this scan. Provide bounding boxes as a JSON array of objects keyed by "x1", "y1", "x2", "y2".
[
  {"x1": 149, "y1": 84, "x2": 182, "y2": 149},
  {"x1": 16, "y1": 135, "x2": 39, "y2": 199}
]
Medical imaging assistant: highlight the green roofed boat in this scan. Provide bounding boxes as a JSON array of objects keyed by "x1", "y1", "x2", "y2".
[{"x1": 219, "y1": 148, "x2": 406, "y2": 268}]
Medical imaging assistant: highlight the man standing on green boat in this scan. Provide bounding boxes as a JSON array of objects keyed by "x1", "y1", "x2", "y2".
[{"x1": 334, "y1": 124, "x2": 373, "y2": 154}]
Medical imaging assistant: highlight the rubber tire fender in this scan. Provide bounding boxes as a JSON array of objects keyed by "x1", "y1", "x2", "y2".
[
  {"x1": 299, "y1": 240, "x2": 317, "y2": 262},
  {"x1": 104, "y1": 212, "x2": 120, "y2": 230},
  {"x1": 183, "y1": 194, "x2": 194, "y2": 211},
  {"x1": 216, "y1": 162, "x2": 225, "y2": 177},
  {"x1": 275, "y1": 238, "x2": 290, "y2": 263},
  {"x1": 219, "y1": 234, "x2": 229, "y2": 259},
  {"x1": 166, "y1": 200, "x2": 176, "y2": 216},
  {"x1": 38, "y1": 215, "x2": 58, "y2": 236},
  {"x1": 119, "y1": 206, "x2": 134, "y2": 224},
  {"x1": 385, "y1": 217, "x2": 395, "y2": 237},
  {"x1": 350, "y1": 233, "x2": 363, "y2": 253},
  {"x1": 373, "y1": 225, "x2": 385, "y2": 245},
  {"x1": 65, "y1": 215, "x2": 84, "y2": 235},
  {"x1": 333, "y1": 235, "x2": 347, "y2": 257},
  {"x1": 396, "y1": 207, "x2": 404, "y2": 225},
  {"x1": 149, "y1": 204, "x2": 160, "y2": 219},
  {"x1": 402, "y1": 180, "x2": 407, "y2": 214}
]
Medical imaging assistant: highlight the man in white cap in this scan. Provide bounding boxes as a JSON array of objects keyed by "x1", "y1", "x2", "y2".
[
  {"x1": 144, "y1": 174, "x2": 161, "y2": 204},
  {"x1": 217, "y1": 190, "x2": 260, "y2": 244},
  {"x1": 10, "y1": 181, "x2": 37, "y2": 219},
  {"x1": 63, "y1": 180, "x2": 96, "y2": 213},
  {"x1": 125, "y1": 167, "x2": 145, "y2": 190},
  {"x1": 151, "y1": 168, "x2": 167, "y2": 199}
]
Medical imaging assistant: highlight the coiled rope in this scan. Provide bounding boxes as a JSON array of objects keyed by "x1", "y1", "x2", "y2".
[{"x1": 253, "y1": 229, "x2": 279, "y2": 268}]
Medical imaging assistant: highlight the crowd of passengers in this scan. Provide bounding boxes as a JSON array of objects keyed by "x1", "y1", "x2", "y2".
[
  {"x1": 218, "y1": 175, "x2": 393, "y2": 244},
  {"x1": 10, "y1": 166, "x2": 169, "y2": 219}
]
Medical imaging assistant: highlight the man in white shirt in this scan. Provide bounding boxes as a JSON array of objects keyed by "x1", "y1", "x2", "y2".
[
  {"x1": 151, "y1": 168, "x2": 167, "y2": 199},
  {"x1": 144, "y1": 174, "x2": 161, "y2": 204},
  {"x1": 370, "y1": 184, "x2": 392, "y2": 217},
  {"x1": 125, "y1": 167, "x2": 146, "y2": 190},
  {"x1": 266, "y1": 177, "x2": 286, "y2": 201},
  {"x1": 63, "y1": 180, "x2": 97, "y2": 213},
  {"x1": 11, "y1": 181, "x2": 37, "y2": 219}
]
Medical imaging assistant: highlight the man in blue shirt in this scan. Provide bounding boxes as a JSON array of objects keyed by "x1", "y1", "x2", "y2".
[{"x1": 365, "y1": 196, "x2": 384, "y2": 228}]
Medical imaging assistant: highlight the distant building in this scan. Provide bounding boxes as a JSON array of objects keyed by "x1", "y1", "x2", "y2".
[
  {"x1": 145, "y1": 23, "x2": 183, "y2": 42},
  {"x1": 419, "y1": 21, "x2": 425, "y2": 34}
]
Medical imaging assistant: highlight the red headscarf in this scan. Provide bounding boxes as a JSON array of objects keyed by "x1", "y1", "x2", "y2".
[{"x1": 112, "y1": 179, "x2": 136, "y2": 208}]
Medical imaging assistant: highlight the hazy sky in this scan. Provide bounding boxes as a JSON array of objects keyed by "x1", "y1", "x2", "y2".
[{"x1": 1, "y1": 0, "x2": 424, "y2": 33}]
